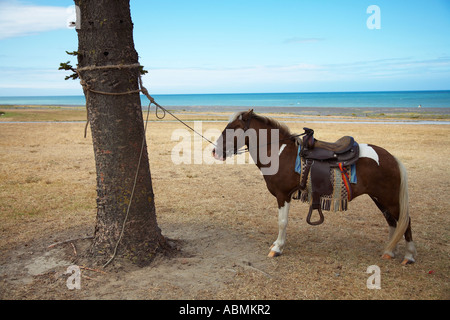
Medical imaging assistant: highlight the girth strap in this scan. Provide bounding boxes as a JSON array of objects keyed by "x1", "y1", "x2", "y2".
[{"x1": 338, "y1": 162, "x2": 353, "y2": 201}]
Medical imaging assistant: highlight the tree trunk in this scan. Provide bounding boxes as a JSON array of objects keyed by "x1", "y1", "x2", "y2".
[{"x1": 74, "y1": 0, "x2": 167, "y2": 266}]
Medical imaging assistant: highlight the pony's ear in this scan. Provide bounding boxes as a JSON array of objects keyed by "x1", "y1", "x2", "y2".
[{"x1": 242, "y1": 109, "x2": 254, "y2": 120}]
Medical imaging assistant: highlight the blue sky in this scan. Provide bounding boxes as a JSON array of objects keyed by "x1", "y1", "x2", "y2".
[{"x1": 0, "y1": 0, "x2": 449, "y2": 95}]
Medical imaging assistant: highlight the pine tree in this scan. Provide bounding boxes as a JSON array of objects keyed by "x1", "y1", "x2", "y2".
[{"x1": 72, "y1": 0, "x2": 168, "y2": 266}]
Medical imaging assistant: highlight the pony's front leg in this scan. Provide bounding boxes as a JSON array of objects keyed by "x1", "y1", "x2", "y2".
[{"x1": 268, "y1": 201, "x2": 290, "y2": 257}]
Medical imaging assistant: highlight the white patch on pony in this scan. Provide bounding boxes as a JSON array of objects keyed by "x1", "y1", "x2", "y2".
[
  {"x1": 359, "y1": 143, "x2": 379, "y2": 165},
  {"x1": 278, "y1": 144, "x2": 287, "y2": 156},
  {"x1": 404, "y1": 241, "x2": 417, "y2": 262},
  {"x1": 271, "y1": 201, "x2": 290, "y2": 254},
  {"x1": 228, "y1": 111, "x2": 243, "y2": 123}
]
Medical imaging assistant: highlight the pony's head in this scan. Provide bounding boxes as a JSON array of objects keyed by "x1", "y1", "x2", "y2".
[{"x1": 212, "y1": 109, "x2": 254, "y2": 161}]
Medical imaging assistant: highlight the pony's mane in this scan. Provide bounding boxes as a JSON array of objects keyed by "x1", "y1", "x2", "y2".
[{"x1": 230, "y1": 111, "x2": 296, "y2": 139}]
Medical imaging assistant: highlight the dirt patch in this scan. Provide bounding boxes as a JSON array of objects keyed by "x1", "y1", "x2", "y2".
[{"x1": 0, "y1": 221, "x2": 272, "y2": 299}]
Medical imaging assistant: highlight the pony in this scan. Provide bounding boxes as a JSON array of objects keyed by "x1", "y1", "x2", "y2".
[{"x1": 212, "y1": 109, "x2": 416, "y2": 265}]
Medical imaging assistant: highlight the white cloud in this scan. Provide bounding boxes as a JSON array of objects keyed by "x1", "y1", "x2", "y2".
[
  {"x1": 140, "y1": 55, "x2": 450, "y2": 94},
  {"x1": 325, "y1": 56, "x2": 450, "y2": 78},
  {"x1": 0, "y1": 0, "x2": 70, "y2": 39},
  {"x1": 0, "y1": 66, "x2": 81, "y2": 96},
  {"x1": 142, "y1": 63, "x2": 327, "y2": 94}
]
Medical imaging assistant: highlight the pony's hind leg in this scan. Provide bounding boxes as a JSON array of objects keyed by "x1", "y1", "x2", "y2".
[
  {"x1": 401, "y1": 219, "x2": 416, "y2": 265},
  {"x1": 371, "y1": 197, "x2": 399, "y2": 259},
  {"x1": 371, "y1": 196, "x2": 416, "y2": 264},
  {"x1": 364, "y1": 156, "x2": 416, "y2": 265},
  {"x1": 395, "y1": 158, "x2": 416, "y2": 265}
]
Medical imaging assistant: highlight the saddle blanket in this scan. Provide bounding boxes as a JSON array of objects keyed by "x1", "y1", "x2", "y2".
[{"x1": 295, "y1": 144, "x2": 357, "y2": 183}]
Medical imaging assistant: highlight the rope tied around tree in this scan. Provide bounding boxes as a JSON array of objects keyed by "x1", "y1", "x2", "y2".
[
  {"x1": 75, "y1": 63, "x2": 143, "y2": 137},
  {"x1": 74, "y1": 63, "x2": 215, "y2": 146}
]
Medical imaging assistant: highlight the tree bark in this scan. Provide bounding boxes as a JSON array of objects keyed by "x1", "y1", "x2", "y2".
[{"x1": 74, "y1": 0, "x2": 167, "y2": 266}]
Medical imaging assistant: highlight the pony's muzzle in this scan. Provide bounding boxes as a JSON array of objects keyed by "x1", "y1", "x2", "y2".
[{"x1": 212, "y1": 148, "x2": 225, "y2": 161}]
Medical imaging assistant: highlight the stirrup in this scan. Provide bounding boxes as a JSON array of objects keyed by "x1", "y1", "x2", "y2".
[{"x1": 306, "y1": 205, "x2": 324, "y2": 226}]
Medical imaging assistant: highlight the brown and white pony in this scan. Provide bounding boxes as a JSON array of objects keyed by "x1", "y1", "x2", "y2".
[{"x1": 212, "y1": 109, "x2": 416, "y2": 265}]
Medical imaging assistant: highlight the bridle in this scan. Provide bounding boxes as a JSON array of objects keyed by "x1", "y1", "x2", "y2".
[{"x1": 232, "y1": 113, "x2": 307, "y2": 155}]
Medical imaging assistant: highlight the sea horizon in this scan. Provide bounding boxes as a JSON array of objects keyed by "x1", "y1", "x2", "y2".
[{"x1": 0, "y1": 90, "x2": 449, "y2": 109}]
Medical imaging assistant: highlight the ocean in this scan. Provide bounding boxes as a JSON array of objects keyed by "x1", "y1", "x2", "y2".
[{"x1": 0, "y1": 91, "x2": 449, "y2": 109}]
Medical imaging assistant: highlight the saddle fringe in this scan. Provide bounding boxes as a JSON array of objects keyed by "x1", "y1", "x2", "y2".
[{"x1": 299, "y1": 190, "x2": 349, "y2": 212}]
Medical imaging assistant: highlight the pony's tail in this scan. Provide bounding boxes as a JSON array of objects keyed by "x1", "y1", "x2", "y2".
[{"x1": 384, "y1": 157, "x2": 409, "y2": 255}]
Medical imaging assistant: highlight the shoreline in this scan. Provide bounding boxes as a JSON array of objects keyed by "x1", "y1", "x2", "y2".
[
  {"x1": 153, "y1": 105, "x2": 450, "y2": 116},
  {"x1": 2, "y1": 104, "x2": 450, "y2": 113},
  {"x1": 1, "y1": 104, "x2": 450, "y2": 123},
  {"x1": 1, "y1": 120, "x2": 449, "y2": 125}
]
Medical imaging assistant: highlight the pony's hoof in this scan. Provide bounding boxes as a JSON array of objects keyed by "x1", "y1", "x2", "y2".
[
  {"x1": 268, "y1": 250, "x2": 281, "y2": 258},
  {"x1": 381, "y1": 253, "x2": 393, "y2": 260},
  {"x1": 401, "y1": 259, "x2": 415, "y2": 265}
]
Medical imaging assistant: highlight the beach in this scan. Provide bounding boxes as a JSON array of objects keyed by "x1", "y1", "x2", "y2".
[
  {"x1": 0, "y1": 106, "x2": 449, "y2": 300},
  {"x1": 1, "y1": 104, "x2": 450, "y2": 123}
]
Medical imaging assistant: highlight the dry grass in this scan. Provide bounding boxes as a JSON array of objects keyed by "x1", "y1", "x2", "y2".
[
  {"x1": 0, "y1": 111, "x2": 449, "y2": 300},
  {"x1": 0, "y1": 106, "x2": 87, "y2": 122}
]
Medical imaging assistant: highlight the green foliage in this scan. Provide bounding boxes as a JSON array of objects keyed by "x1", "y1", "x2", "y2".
[
  {"x1": 58, "y1": 51, "x2": 79, "y2": 80},
  {"x1": 138, "y1": 65, "x2": 148, "y2": 75},
  {"x1": 58, "y1": 61, "x2": 78, "y2": 80},
  {"x1": 65, "y1": 50, "x2": 79, "y2": 56}
]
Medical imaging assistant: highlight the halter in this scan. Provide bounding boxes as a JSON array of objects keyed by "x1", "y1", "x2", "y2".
[{"x1": 237, "y1": 116, "x2": 307, "y2": 155}]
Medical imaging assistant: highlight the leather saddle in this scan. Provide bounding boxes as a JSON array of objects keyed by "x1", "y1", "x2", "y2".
[{"x1": 296, "y1": 128, "x2": 359, "y2": 225}]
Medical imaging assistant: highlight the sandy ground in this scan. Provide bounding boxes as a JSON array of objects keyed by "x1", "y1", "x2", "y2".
[{"x1": 0, "y1": 109, "x2": 449, "y2": 300}]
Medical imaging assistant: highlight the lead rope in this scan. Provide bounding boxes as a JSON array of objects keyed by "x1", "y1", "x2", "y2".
[
  {"x1": 76, "y1": 64, "x2": 216, "y2": 146},
  {"x1": 138, "y1": 76, "x2": 216, "y2": 146}
]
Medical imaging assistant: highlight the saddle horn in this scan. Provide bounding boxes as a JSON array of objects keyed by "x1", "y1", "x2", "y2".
[{"x1": 302, "y1": 127, "x2": 315, "y2": 150}]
